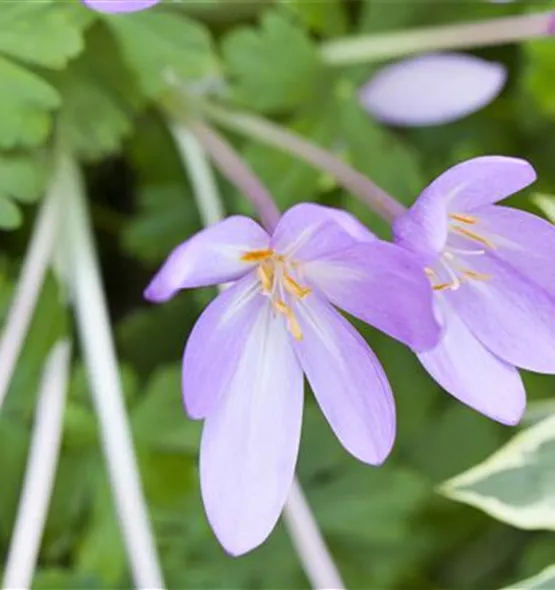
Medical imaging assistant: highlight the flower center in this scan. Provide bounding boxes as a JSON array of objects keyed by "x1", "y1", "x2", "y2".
[
  {"x1": 426, "y1": 213, "x2": 495, "y2": 293},
  {"x1": 241, "y1": 248, "x2": 311, "y2": 340}
]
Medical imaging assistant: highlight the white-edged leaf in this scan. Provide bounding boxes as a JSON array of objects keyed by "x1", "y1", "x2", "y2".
[
  {"x1": 533, "y1": 193, "x2": 555, "y2": 223},
  {"x1": 440, "y1": 412, "x2": 555, "y2": 530},
  {"x1": 503, "y1": 564, "x2": 555, "y2": 590}
]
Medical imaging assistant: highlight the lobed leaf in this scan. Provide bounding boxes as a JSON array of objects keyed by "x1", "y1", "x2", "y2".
[{"x1": 222, "y1": 11, "x2": 330, "y2": 113}]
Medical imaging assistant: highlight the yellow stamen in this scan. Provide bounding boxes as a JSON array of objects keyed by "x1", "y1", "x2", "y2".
[
  {"x1": 287, "y1": 313, "x2": 303, "y2": 341},
  {"x1": 462, "y1": 270, "x2": 491, "y2": 281},
  {"x1": 273, "y1": 299, "x2": 289, "y2": 314},
  {"x1": 241, "y1": 248, "x2": 274, "y2": 262},
  {"x1": 449, "y1": 213, "x2": 478, "y2": 225},
  {"x1": 283, "y1": 273, "x2": 311, "y2": 299},
  {"x1": 273, "y1": 299, "x2": 303, "y2": 340},
  {"x1": 424, "y1": 267, "x2": 436, "y2": 278},
  {"x1": 257, "y1": 263, "x2": 274, "y2": 293},
  {"x1": 432, "y1": 282, "x2": 452, "y2": 291},
  {"x1": 452, "y1": 226, "x2": 495, "y2": 249}
]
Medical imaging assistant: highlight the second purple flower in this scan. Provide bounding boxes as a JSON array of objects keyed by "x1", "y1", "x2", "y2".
[{"x1": 394, "y1": 156, "x2": 555, "y2": 425}]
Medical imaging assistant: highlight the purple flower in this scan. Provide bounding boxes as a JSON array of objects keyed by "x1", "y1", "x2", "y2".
[
  {"x1": 146, "y1": 203, "x2": 439, "y2": 555},
  {"x1": 394, "y1": 156, "x2": 555, "y2": 425},
  {"x1": 359, "y1": 53, "x2": 507, "y2": 127},
  {"x1": 82, "y1": 0, "x2": 160, "y2": 13}
]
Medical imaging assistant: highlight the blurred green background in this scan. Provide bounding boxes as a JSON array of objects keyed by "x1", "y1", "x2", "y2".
[{"x1": 1, "y1": 1, "x2": 555, "y2": 588}]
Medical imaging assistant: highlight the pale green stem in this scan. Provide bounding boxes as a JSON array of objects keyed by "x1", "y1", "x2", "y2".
[
  {"x1": 169, "y1": 123, "x2": 224, "y2": 226},
  {"x1": 173, "y1": 124, "x2": 345, "y2": 590},
  {"x1": 321, "y1": 11, "x2": 554, "y2": 66},
  {"x1": 60, "y1": 154, "x2": 165, "y2": 589},
  {"x1": 0, "y1": 161, "x2": 66, "y2": 411},
  {"x1": 2, "y1": 340, "x2": 72, "y2": 590},
  {"x1": 198, "y1": 101, "x2": 405, "y2": 223},
  {"x1": 284, "y1": 479, "x2": 346, "y2": 590}
]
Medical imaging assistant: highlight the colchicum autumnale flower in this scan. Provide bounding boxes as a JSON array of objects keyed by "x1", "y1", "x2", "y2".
[
  {"x1": 145, "y1": 203, "x2": 440, "y2": 555},
  {"x1": 394, "y1": 156, "x2": 555, "y2": 424},
  {"x1": 82, "y1": 0, "x2": 159, "y2": 13},
  {"x1": 359, "y1": 53, "x2": 507, "y2": 127}
]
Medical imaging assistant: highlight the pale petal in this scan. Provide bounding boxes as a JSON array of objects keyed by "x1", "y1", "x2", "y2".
[
  {"x1": 200, "y1": 304, "x2": 303, "y2": 556},
  {"x1": 182, "y1": 273, "x2": 263, "y2": 419},
  {"x1": 419, "y1": 303, "x2": 525, "y2": 425},
  {"x1": 303, "y1": 241, "x2": 440, "y2": 352},
  {"x1": 294, "y1": 295, "x2": 395, "y2": 464},
  {"x1": 82, "y1": 0, "x2": 159, "y2": 12},
  {"x1": 449, "y1": 253, "x2": 555, "y2": 373},
  {"x1": 271, "y1": 203, "x2": 375, "y2": 261},
  {"x1": 475, "y1": 204, "x2": 555, "y2": 295},
  {"x1": 144, "y1": 216, "x2": 269, "y2": 302},
  {"x1": 394, "y1": 157, "x2": 537, "y2": 260},
  {"x1": 359, "y1": 53, "x2": 506, "y2": 126}
]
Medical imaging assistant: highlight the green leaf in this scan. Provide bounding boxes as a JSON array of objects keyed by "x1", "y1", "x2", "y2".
[
  {"x1": 104, "y1": 10, "x2": 217, "y2": 98},
  {"x1": 43, "y1": 452, "x2": 100, "y2": 560},
  {"x1": 311, "y1": 465, "x2": 430, "y2": 544},
  {"x1": 0, "y1": 419, "x2": 31, "y2": 543},
  {"x1": 132, "y1": 365, "x2": 201, "y2": 454},
  {"x1": 524, "y1": 40, "x2": 555, "y2": 121},
  {"x1": 76, "y1": 475, "x2": 128, "y2": 588},
  {"x1": 116, "y1": 291, "x2": 203, "y2": 376},
  {"x1": 0, "y1": 2, "x2": 90, "y2": 149},
  {"x1": 0, "y1": 154, "x2": 48, "y2": 229},
  {"x1": 280, "y1": 0, "x2": 348, "y2": 36},
  {"x1": 0, "y1": 2, "x2": 89, "y2": 69},
  {"x1": 52, "y1": 26, "x2": 144, "y2": 161},
  {"x1": 441, "y1": 413, "x2": 555, "y2": 530},
  {"x1": 122, "y1": 184, "x2": 199, "y2": 265},
  {"x1": 0, "y1": 57, "x2": 60, "y2": 149},
  {"x1": 3, "y1": 275, "x2": 68, "y2": 417},
  {"x1": 222, "y1": 11, "x2": 330, "y2": 113},
  {"x1": 0, "y1": 198, "x2": 21, "y2": 230},
  {"x1": 33, "y1": 569, "x2": 100, "y2": 590},
  {"x1": 504, "y1": 565, "x2": 555, "y2": 590},
  {"x1": 532, "y1": 193, "x2": 555, "y2": 222}
]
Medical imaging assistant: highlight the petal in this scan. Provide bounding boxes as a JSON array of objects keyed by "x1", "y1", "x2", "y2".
[
  {"x1": 182, "y1": 273, "x2": 263, "y2": 419},
  {"x1": 144, "y1": 216, "x2": 270, "y2": 302},
  {"x1": 200, "y1": 304, "x2": 304, "y2": 556},
  {"x1": 294, "y1": 295, "x2": 395, "y2": 464},
  {"x1": 82, "y1": 0, "x2": 159, "y2": 12},
  {"x1": 271, "y1": 203, "x2": 375, "y2": 261},
  {"x1": 448, "y1": 253, "x2": 555, "y2": 373},
  {"x1": 475, "y1": 204, "x2": 555, "y2": 295},
  {"x1": 394, "y1": 157, "x2": 537, "y2": 260},
  {"x1": 359, "y1": 53, "x2": 506, "y2": 127},
  {"x1": 303, "y1": 241, "x2": 440, "y2": 352},
  {"x1": 419, "y1": 302, "x2": 525, "y2": 425}
]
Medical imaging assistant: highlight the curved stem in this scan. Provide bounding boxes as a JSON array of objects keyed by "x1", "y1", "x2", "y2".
[
  {"x1": 0, "y1": 164, "x2": 65, "y2": 412},
  {"x1": 185, "y1": 120, "x2": 281, "y2": 232},
  {"x1": 61, "y1": 154, "x2": 165, "y2": 590},
  {"x1": 321, "y1": 12, "x2": 555, "y2": 65},
  {"x1": 198, "y1": 101, "x2": 405, "y2": 223},
  {"x1": 2, "y1": 340, "x2": 72, "y2": 590},
  {"x1": 173, "y1": 125, "x2": 344, "y2": 589}
]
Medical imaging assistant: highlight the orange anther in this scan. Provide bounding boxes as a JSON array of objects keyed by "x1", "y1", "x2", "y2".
[
  {"x1": 241, "y1": 248, "x2": 274, "y2": 262},
  {"x1": 451, "y1": 226, "x2": 495, "y2": 249},
  {"x1": 283, "y1": 273, "x2": 311, "y2": 299},
  {"x1": 449, "y1": 213, "x2": 478, "y2": 225}
]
